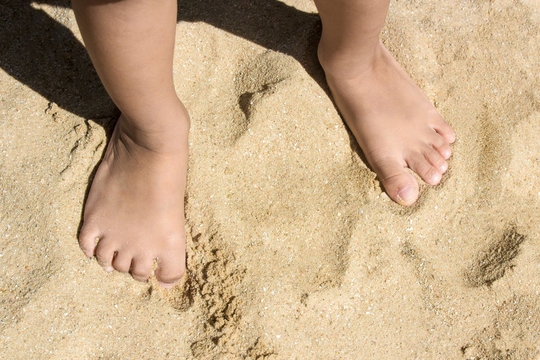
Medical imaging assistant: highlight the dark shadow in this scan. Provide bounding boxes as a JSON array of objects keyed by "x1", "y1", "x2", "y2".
[
  {"x1": 177, "y1": 0, "x2": 325, "y2": 88},
  {"x1": 0, "y1": 0, "x2": 116, "y2": 124},
  {"x1": 1, "y1": 0, "x2": 326, "y2": 124}
]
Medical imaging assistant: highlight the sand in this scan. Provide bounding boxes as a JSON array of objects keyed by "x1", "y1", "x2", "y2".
[{"x1": 1, "y1": 0, "x2": 539, "y2": 358}]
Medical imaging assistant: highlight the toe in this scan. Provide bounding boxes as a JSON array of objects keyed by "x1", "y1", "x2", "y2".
[
  {"x1": 434, "y1": 140, "x2": 452, "y2": 160},
  {"x1": 372, "y1": 156, "x2": 420, "y2": 206},
  {"x1": 407, "y1": 152, "x2": 442, "y2": 185},
  {"x1": 155, "y1": 251, "x2": 185, "y2": 288},
  {"x1": 130, "y1": 255, "x2": 153, "y2": 282},
  {"x1": 424, "y1": 147, "x2": 448, "y2": 173},
  {"x1": 430, "y1": 130, "x2": 452, "y2": 159},
  {"x1": 78, "y1": 224, "x2": 100, "y2": 258},
  {"x1": 432, "y1": 118, "x2": 456, "y2": 144},
  {"x1": 94, "y1": 239, "x2": 116, "y2": 272},
  {"x1": 112, "y1": 250, "x2": 133, "y2": 273}
]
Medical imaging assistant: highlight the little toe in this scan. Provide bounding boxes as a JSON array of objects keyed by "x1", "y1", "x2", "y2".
[
  {"x1": 372, "y1": 157, "x2": 420, "y2": 206},
  {"x1": 112, "y1": 250, "x2": 133, "y2": 273},
  {"x1": 130, "y1": 255, "x2": 153, "y2": 282},
  {"x1": 94, "y1": 239, "x2": 116, "y2": 272},
  {"x1": 155, "y1": 252, "x2": 185, "y2": 288},
  {"x1": 407, "y1": 152, "x2": 442, "y2": 185},
  {"x1": 78, "y1": 225, "x2": 101, "y2": 258},
  {"x1": 424, "y1": 147, "x2": 448, "y2": 174}
]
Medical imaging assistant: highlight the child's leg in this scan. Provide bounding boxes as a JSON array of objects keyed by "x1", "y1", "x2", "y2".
[
  {"x1": 314, "y1": 0, "x2": 455, "y2": 206},
  {"x1": 72, "y1": 0, "x2": 188, "y2": 288}
]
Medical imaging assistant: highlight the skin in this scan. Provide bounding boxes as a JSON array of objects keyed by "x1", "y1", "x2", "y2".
[
  {"x1": 314, "y1": 0, "x2": 455, "y2": 205},
  {"x1": 72, "y1": 0, "x2": 188, "y2": 288},
  {"x1": 73, "y1": 0, "x2": 455, "y2": 287}
]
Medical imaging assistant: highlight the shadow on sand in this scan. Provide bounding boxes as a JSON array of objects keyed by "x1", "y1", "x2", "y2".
[
  {"x1": 1, "y1": 1, "x2": 376, "y2": 235},
  {"x1": 0, "y1": 0, "x2": 324, "y2": 125}
]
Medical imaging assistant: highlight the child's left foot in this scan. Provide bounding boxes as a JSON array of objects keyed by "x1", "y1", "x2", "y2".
[{"x1": 319, "y1": 41, "x2": 456, "y2": 206}]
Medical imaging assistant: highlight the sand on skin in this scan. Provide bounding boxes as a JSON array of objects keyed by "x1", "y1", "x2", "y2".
[{"x1": 0, "y1": 0, "x2": 539, "y2": 359}]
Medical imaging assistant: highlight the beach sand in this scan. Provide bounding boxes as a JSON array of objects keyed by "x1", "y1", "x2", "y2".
[{"x1": 1, "y1": 0, "x2": 539, "y2": 358}]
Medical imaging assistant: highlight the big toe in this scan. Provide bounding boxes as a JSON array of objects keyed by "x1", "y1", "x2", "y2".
[{"x1": 373, "y1": 157, "x2": 419, "y2": 206}]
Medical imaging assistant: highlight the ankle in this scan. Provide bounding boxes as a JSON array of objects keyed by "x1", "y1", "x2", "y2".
[
  {"x1": 318, "y1": 38, "x2": 383, "y2": 80},
  {"x1": 120, "y1": 96, "x2": 191, "y2": 132},
  {"x1": 117, "y1": 102, "x2": 190, "y2": 154}
]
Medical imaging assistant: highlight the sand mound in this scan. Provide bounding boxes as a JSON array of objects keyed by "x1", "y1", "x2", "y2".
[{"x1": 1, "y1": 0, "x2": 538, "y2": 359}]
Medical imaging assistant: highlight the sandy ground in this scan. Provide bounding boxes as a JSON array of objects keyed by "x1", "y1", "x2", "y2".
[{"x1": 1, "y1": 0, "x2": 539, "y2": 359}]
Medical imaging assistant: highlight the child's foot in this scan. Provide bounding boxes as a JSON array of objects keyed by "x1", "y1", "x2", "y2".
[
  {"x1": 319, "y1": 41, "x2": 456, "y2": 206},
  {"x1": 78, "y1": 105, "x2": 190, "y2": 288}
]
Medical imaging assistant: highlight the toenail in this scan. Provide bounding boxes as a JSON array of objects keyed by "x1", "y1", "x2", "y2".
[
  {"x1": 396, "y1": 186, "x2": 415, "y2": 205},
  {"x1": 105, "y1": 266, "x2": 114, "y2": 273},
  {"x1": 158, "y1": 281, "x2": 176, "y2": 289}
]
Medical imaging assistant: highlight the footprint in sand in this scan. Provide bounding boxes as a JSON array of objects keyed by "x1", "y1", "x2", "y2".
[
  {"x1": 225, "y1": 53, "x2": 376, "y2": 293},
  {"x1": 464, "y1": 226, "x2": 527, "y2": 288},
  {"x1": 231, "y1": 50, "x2": 296, "y2": 143}
]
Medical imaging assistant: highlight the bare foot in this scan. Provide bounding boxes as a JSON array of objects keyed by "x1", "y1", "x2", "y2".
[
  {"x1": 78, "y1": 104, "x2": 189, "y2": 288},
  {"x1": 319, "y1": 41, "x2": 456, "y2": 206}
]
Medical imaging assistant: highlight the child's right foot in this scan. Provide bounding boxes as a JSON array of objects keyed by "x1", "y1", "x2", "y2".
[{"x1": 78, "y1": 104, "x2": 189, "y2": 288}]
